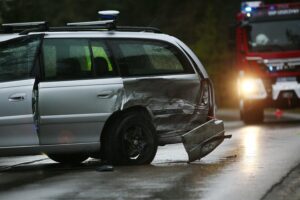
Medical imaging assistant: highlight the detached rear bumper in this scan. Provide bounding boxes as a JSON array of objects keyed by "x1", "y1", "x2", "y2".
[{"x1": 182, "y1": 119, "x2": 231, "y2": 162}]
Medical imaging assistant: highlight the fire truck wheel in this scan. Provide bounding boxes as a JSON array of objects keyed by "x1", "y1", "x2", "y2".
[{"x1": 240, "y1": 101, "x2": 264, "y2": 124}]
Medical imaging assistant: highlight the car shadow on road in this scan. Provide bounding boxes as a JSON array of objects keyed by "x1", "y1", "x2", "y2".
[
  {"x1": 0, "y1": 159, "x2": 110, "y2": 192},
  {"x1": 0, "y1": 159, "x2": 105, "y2": 173}
]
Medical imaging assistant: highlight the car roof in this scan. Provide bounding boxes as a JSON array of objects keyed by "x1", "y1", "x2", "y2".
[
  {"x1": 0, "y1": 33, "x2": 20, "y2": 42},
  {"x1": 0, "y1": 29, "x2": 177, "y2": 44},
  {"x1": 38, "y1": 31, "x2": 173, "y2": 41}
]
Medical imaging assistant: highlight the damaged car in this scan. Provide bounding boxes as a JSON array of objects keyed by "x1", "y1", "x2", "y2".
[{"x1": 0, "y1": 11, "x2": 229, "y2": 165}]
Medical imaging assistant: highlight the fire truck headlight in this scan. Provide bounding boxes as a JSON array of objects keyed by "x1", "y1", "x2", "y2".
[
  {"x1": 239, "y1": 78, "x2": 267, "y2": 99},
  {"x1": 242, "y1": 79, "x2": 256, "y2": 93}
]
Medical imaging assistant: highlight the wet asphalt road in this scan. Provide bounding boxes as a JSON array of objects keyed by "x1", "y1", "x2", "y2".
[{"x1": 0, "y1": 110, "x2": 300, "y2": 200}]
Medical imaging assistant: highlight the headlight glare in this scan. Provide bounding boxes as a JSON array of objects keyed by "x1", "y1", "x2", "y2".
[
  {"x1": 241, "y1": 79, "x2": 256, "y2": 94},
  {"x1": 239, "y1": 78, "x2": 267, "y2": 99}
]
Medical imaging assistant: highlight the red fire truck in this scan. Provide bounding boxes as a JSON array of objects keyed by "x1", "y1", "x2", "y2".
[{"x1": 235, "y1": 1, "x2": 300, "y2": 124}]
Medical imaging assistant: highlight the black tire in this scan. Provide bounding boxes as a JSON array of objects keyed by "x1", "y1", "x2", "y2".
[
  {"x1": 47, "y1": 154, "x2": 89, "y2": 165},
  {"x1": 102, "y1": 111, "x2": 158, "y2": 165},
  {"x1": 240, "y1": 101, "x2": 264, "y2": 124}
]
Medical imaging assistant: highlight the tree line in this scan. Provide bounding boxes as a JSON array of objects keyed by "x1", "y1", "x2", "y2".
[{"x1": 0, "y1": 0, "x2": 297, "y2": 107}]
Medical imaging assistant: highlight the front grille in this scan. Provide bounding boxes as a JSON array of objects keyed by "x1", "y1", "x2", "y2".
[{"x1": 265, "y1": 64, "x2": 300, "y2": 73}]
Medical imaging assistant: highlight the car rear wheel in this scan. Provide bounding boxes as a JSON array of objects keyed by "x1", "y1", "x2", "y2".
[
  {"x1": 47, "y1": 154, "x2": 89, "y2": 165},
  {"x1": 102, "y1": 111, "x2": 158, "y2": 165}
]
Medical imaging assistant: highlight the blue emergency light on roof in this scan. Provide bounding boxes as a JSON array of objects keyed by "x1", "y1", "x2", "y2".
[
  {"x1": 66, "y1": 10, "x2": 119, "y2": 28},
  {"x1": 245, "y1": 6, "x2": 252, "y2": 13},
  {"x1": 98, "y1": 10, "x2": 120, "y2": 20},
  {"x1": 241, "y1": 1, "x2": 263, "y2": 14}
]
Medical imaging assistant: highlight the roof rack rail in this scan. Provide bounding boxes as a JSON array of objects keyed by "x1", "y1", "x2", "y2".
[
  {"x1": 1, "y1": 22, "x2": 161, "y2": 35},
  {"x1": 2, "y1": 21, "x2": 47, "y2": 27},
  {"x1": 0, "y1": 11, "x2": 162, "y2": 34},
  {"x1": 116, "y1": 26, "x2": 161, "y2": 33},
  {"x1": 47, "y1": 25, "x2": 161, "y2": 33},
  {"x1": 66, "y1": 20, "x2": 116, "y2": 30},
  {"x1": 1, "y1": 21, "x2": 48, "y2": 33},
  {"x1": 67, "y1": 20, "x2": 114, "y2": 26},
  {"x1": 49, "y1": 25, "x2": 114, "y2": 32}
]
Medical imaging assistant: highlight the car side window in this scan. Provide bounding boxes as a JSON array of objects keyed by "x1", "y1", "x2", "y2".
[
  {"x1": 42, "y1": 39, "x2": 117, "y2": 81},
  {"x1": 43, "y1": 39, "x2": 93, "y2": 81},
  {"x1": 0, "y1": 36, "x2": 41, "y2": 82},
  {"x1": 111, "y1": 39, "x2": 195, "y2": 77}
]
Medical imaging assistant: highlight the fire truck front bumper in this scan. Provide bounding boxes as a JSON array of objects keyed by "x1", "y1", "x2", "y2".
[{"x1": 239, "y1": 76, "x2": 300, "y2": 108}]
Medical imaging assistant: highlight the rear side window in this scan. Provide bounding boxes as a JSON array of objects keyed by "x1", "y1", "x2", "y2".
[
  {"x1": 110, "y1": 39, "x2": 195, "y2": 77},
  {"x1": 42, "y1": 39, "x2": 116, "y2": 81},
  {"x1": 0, "y1": 36, "x2": 41, "y2": 82}
]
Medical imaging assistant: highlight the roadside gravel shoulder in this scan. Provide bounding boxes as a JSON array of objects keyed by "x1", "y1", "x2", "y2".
[{"x1": 262, "y1": 163, "x2": 300, "y2": 200}]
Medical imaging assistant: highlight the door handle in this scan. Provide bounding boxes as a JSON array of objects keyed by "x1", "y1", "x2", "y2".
[
  {"x1": 97, "y1": 91, "x2": 114, "y2": 99},
  {"x1": 9, "y1": 93, "x2": 27, "y2": 102}
]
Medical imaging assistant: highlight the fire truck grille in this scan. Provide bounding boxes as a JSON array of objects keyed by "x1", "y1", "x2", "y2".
[{"x1": 266, "y1": 63, "x2": 300, "y2": 73}]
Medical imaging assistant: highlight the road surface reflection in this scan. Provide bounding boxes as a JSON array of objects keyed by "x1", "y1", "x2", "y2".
[{"x1": 242, "y1": 126, "x2": 260, "y2": 175}]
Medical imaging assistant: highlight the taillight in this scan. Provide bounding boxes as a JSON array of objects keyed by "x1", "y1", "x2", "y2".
[
  {"x1": 201, "y1": 82, "x2": 209, "y2": 106},
  {"x1": 200, "y1": 79, "x2": 215, "y2": 120}
]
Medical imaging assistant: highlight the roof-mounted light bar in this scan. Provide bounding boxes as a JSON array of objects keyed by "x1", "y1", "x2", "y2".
[
  {"x1": 66, "y1": 10, "x2": 119, "y2": 29},
  {"x1": 241, "y1": 1, "x2": 263, "y2": 11},
  {"x1": 241, "y1": 1, "x2": 263, "y2": 17}
]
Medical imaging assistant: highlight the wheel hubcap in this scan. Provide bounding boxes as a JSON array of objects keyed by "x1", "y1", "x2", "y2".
[{"x1": 123, "y1": 126, "x2": 147, "y2": 158}]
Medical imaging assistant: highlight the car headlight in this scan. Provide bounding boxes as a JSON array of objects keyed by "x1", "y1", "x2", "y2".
[{"x1": 238, "y1": 78, "x2": 267, "y2": 99}]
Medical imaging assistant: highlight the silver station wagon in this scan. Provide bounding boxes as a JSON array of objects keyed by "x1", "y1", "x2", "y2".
[{"x1": 0, "y1": 12, "x2": 228, "y2": 165}]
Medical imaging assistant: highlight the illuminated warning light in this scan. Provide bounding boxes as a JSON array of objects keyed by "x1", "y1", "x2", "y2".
[
  {"x1": 98, "y1": 10, "x2": 120, "y2": 20},
  {"x1": 241, "y1": 1, "x2": 263, "y2": 14},
  {"x1": 269, "y1": 5, "x2": 276, "y2": 11},
  {"x1": 268, "y1": 65, "x2": 274, "y2": 71},
  {"x1": 245, "y1": 6, "x2": 252, "y2": 13}
]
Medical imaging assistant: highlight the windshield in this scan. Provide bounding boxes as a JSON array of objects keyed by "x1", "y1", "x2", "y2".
[{"x1": 248, "y1": 19, "x2": 300, "y2": 52}]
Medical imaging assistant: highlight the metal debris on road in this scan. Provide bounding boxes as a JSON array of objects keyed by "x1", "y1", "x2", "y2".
[{"x1": 95, "y1": 165, "x2": 114, "y2": 172}]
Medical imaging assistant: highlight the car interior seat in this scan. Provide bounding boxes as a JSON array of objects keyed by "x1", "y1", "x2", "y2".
[{"x1": 94, "y1": 57, "x2": 110, "y2": 76}]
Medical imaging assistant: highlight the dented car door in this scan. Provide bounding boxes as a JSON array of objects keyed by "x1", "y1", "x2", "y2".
[{"x1": 110, "y1": 39, "x2": 209, "y2": 144}]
